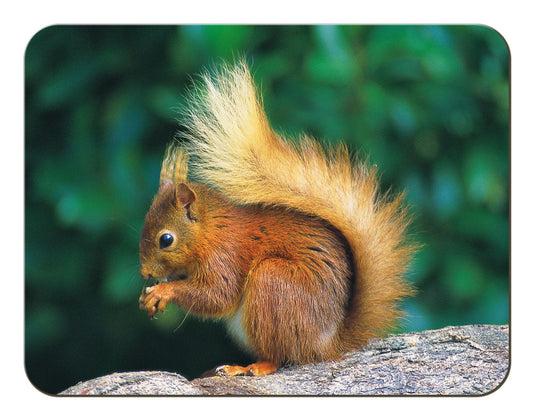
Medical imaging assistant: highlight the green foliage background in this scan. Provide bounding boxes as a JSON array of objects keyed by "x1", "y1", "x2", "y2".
[{"x1": 25, "y1": 25, "x2": 509, "y2": 394}]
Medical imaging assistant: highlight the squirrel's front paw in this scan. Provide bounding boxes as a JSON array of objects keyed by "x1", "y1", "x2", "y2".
[{"x1": 139, "y1": 283, "x2": 173, "y2": 318}]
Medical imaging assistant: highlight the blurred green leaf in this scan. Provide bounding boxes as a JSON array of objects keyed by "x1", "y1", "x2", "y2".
[
  {"x1": 431, "y1": 161, "x2": 463, "y2": 219},
  {"x1": 452, "y1": 209, "x2": 508, "y2": 253},
  {"x1": 464, "y1": 148, "x2": 507, "y2": 209},
  {"x1": 102, "y1": 245, "x2": 141, "y2": 303},
  {"x1": 444, "y1": 255, "x2": 485, "y2": 301},
  {"x1": 25, "y1": 306, "x2": 67, "y2": 350},
  {"x1": 189, "y1": 25, "x2": 253, "y2": 58}
]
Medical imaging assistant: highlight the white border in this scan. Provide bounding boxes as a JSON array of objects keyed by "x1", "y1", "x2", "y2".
[{"x1": 6, "y1": 1, "x2": 530, "y2": 417}]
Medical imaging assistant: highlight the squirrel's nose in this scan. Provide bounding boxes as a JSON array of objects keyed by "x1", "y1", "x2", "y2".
[{"x1": 139, "y1": 265, "x2": 153, "y2": 281}]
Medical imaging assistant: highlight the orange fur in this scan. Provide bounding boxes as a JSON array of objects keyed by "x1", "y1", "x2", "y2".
[{"x1": 139, "y1": 61, "x2": 415, "y2": 376}]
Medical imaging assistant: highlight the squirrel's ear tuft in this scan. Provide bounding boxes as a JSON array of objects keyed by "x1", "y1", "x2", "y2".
[
  {"x1": 176, "y1": 183, "x2": 196, "y2": 208},
  {"x1": 160, "y1": 144, "x2": 189, "y2": 185},
  {"x1": 158, "y1": 179, "x2": 174, "y2": 194}
]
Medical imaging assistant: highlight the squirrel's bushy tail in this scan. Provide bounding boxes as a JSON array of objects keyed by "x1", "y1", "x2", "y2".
[{"x1": 178, "y1": 60, "x2": 415, "y2": 351}]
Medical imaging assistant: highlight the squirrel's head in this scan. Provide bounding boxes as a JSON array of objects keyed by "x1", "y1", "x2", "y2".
[{"x1": 139, "y1": 181, "x2": 200, "y2": 281}]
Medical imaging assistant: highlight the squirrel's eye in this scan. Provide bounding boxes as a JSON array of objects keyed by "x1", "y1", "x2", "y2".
[{"x1": 159, "y1": 233, "x2": 174, "y2": 249}]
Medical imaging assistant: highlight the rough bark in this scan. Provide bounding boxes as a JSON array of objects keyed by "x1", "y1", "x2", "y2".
[{"x1": 60, "y1": 324, "x2": 509, "y2": 396}]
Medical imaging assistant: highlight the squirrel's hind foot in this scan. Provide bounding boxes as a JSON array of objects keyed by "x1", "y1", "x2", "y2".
[{"x1": 202, "y1": 361, "x2": 278, "y2": 377}]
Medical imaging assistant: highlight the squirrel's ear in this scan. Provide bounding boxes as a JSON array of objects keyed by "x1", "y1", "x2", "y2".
[
  {"x1": 176, "y1": 183, "x2": 197, "y2": 221},
  {"x1": 176, "y1": 183, "x2": 196, "y2": 208}
]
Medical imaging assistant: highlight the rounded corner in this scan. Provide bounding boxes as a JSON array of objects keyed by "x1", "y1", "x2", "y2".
[
  {"x1": 24, "y1": 362, "x2": 64, "y2": 397},
  {"x1": 25, "y1": 24, "x2": 65, "y2": 62},
  {"x1": 472, "y1": 24, "x2": 511, "y2": 58},
  {"x1": 477, "y1": 359, "x2": 511, "y2": 397}
]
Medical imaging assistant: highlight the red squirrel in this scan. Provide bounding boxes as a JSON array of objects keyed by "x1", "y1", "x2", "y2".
[{"x1": 138, "y1": 61, "x2": 415, "y2": 376}]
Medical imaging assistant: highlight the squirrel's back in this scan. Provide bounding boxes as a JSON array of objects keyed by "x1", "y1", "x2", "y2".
[{"x1": 167, "y1": 60, "x2": 415, "y2": 354}]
